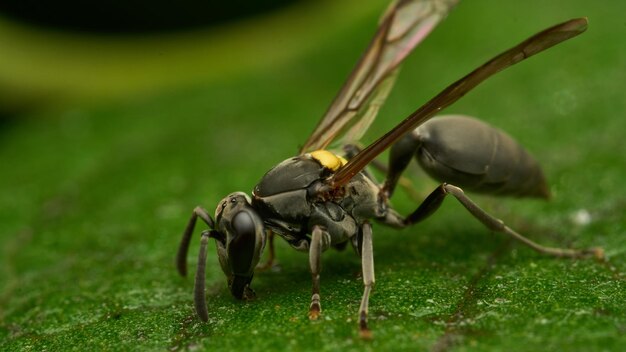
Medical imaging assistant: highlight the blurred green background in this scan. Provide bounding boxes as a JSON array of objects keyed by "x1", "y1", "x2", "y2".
[{"x1": 1, "y1": 0, "x2": 625, "y2": 351}]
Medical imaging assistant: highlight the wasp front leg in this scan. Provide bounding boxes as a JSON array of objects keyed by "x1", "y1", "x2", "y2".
[
  {"x1": 308, "y1": 225, "x2": 331, "y2": 319},
  {"x1": 256, "y1": 231, "x2": 277, "y2": 271}
]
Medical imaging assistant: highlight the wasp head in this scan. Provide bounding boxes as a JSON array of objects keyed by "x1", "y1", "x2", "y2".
[{"x1": 212, "y1": 192, "x2": 266, "y2": 299}]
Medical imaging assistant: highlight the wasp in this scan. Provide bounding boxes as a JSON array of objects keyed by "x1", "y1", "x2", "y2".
[{"x1": 176, "y1": 0, "x2": 603, "y2": 338}]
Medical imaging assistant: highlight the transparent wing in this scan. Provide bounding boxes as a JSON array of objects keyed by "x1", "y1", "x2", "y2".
[
  {"x1": 299, "y1": 0, "x2": 459, "y2": 154},
  {"x1": 330, "y1": 18, "x2": 589, "y2": 187}
]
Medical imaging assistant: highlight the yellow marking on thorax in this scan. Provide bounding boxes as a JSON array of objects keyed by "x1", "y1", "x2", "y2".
[{"x1": 309, "y1": 150, "x2": 348, "y2": 171}]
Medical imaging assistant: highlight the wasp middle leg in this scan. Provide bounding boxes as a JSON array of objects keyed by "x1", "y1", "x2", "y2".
[
  {"x1": 356, "y1": 221, "x2": 375, "y2": 339},
  {"x1": 308, "y1": 225, "x2": 331, "y2": 319}
]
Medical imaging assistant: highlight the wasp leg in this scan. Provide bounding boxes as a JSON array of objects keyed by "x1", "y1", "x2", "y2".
[
  {"x1": 385, "y1": 183, "x2": 604, "y2": 259},
  {"x1": 442, "y1": 184, "x2": 604, "y2": 259},
  {"x1": 256, "y1": 231, "x2": 277, "y2": 271},
  {"x1": 345, "y1": 143, "x2": 422, "y2": 202},
  {"x1": 358, "y1": 221, "x2": 375, "y2": 339},
  {"x1": 382, "y1": 131, "x2": 421, "y2": 199},
  {"x1": 309, "y1": 225, "x2": 331, "y2": 320},
  {"x1": 194, "y1": 230, "x2": 212, "y2": 322},
  {"x1": 177, "y1": 206, "x2": 215, "y2": 277}
]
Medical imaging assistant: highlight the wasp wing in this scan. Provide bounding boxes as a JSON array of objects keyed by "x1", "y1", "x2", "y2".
[
  {"x1": 299, "y1": 0, "x2": 459, "y2": 154},
  {"x1": 330, "y1": 18, "x2": 589, "y2": 186}
]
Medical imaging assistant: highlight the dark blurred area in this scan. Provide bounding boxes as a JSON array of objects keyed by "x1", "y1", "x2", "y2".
[
  {"x1": 0, "y1": 0, "x2": 302, "y2": 34},
  {"x1": 0, "y1": 0, "x2": 308, "y2": 126}
]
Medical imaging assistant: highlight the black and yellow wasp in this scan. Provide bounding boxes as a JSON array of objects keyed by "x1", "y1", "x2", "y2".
[{"x1": 176, "y1": 0, "x2": 602, "y2": 337}]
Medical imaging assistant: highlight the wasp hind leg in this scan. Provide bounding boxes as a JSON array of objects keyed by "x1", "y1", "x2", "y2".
[
  {"x1": 383, "y1": 183, "x2": 604, "y2": 260},
  {"x1": 381, "y1": 131, "x2": 421, "y2": 200},
  {"x1": 344, "y1": 143, "x2": 422, "y2": 202}
]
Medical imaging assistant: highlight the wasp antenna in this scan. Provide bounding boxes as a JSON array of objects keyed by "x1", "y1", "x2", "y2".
[{"x1": 176, "y1": 207, "x2": 215, "y2": 277}]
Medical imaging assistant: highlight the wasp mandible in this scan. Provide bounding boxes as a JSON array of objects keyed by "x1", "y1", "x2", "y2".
[{"x1": 176, "y1": 0, "x2": 603, "y2": 338}]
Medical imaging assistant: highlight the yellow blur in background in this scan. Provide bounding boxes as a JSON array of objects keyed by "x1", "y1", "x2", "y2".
[{"x1": 0, "y1": 0, "x2": 382, "y2": 114}]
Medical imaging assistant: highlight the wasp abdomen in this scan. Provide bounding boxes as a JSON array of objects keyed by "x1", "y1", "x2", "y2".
[{"x1": 413, "y1": 115, "x2": 549, "y2": 198}]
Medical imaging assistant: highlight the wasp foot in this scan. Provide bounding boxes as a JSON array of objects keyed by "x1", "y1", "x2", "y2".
[
  {"x1": 359, "y1": 311, "x2": 373, "y2": 340},
  {"x1": 309, "y1": 294, "x2": 321, "y2": 320},
  {"x1": 588, "y1": 247, "x2": 605, "y2": 261}
]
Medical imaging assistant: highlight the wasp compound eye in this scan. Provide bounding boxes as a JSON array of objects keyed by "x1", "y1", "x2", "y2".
[
  {"x1": 232, "y1": 211, "x2": 255, "y2": 239},
  {"x1": 228, "y1": 211, "x2": 258, "y2": 276},
  {"x1": 226, "y1": 211, "x2": 260, "y2": 299}
]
